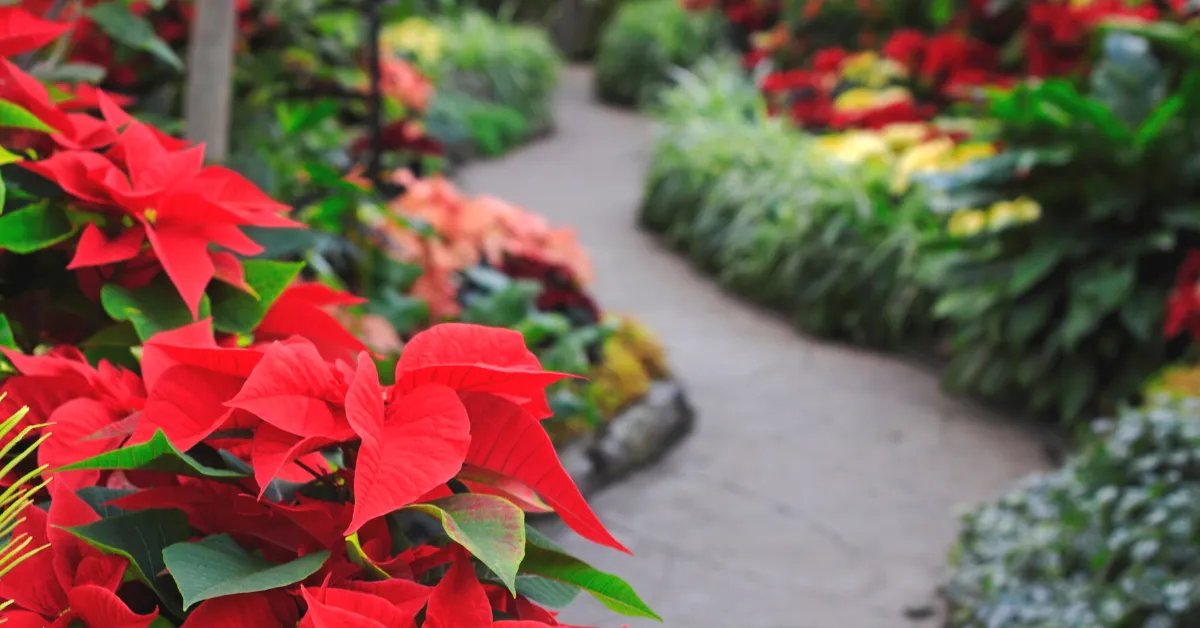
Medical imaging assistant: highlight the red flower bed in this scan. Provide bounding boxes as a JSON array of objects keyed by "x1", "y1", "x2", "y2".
[
  {"x1": 684, "y1": 0, "x2": 1170, "y2": 133},
  {"x1": 0, "y1": 8, "x2": 654, "y2": 626}
]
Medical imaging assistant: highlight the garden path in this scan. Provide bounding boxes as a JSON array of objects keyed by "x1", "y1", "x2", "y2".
[{"x1": 457, "y1": 66, "x2": 1050, "y2": 628}]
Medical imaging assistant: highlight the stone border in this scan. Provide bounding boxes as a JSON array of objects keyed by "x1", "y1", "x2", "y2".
[{"x1": 545, "y1": 379, "x2": 695, "y2": 502}]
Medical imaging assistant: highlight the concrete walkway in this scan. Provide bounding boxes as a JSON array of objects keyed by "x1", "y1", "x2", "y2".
[{"x1": 458, "y1": 67, "x2": 1048, "y2": 628}]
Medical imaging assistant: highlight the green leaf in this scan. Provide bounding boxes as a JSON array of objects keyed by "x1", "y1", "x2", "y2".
[
  {"x1": 240, "y1": 226, "x2": 321, "y2": 260},
  {"x1": 1059, "y1": 361, "x2": 1095, "y2": 421},
  {"x1": 0, "y1": 99, "x2": 54, "y2": 132},
  {"x1": 1061, "y1": 264, "x2": 1136, "y2": 348},
  {"x1": 519, "y1": 545, "x2": 660, "y2": 620},
  {"x1": 1136, "y1": 93, "x2": 1182, "y2": 148},
  {"x1": 75, "y1": 486, "x2": 133, "y2": 517},
  {"x1": 404, "y1": 494, "x2": 526, "y2": 594},
  {"x1": 163, "y1": 534, "x2": 329, "y2": 610},
  {"x1": 1008, "y1": 245, "x2": 1064, "y2": 295},
  {"x1": 1119, "y1": 287, "x2": 1163, "y2": 343},
  {"x1": 0, "y1": 146, "x2": 21, "y2": 213},
  {"x1": 516, "y1": 574, "x2": 583, "y2": 609},
  {"x1": 0, "y1": 201, "x2": 78, "y2": 253},
  {"x1": 66, "y1": 508, "x2": 192, "y2": 614},
  {"x1": 36, "y1": 62, "x2": 107, "y2": 85},
  {"x1": 87, "y1": 2, "x2": 183, "y2": 70},
  {"x1": 56, "y1": 429, "x2": 247, "y2": 479},
  {"x1": 0, "y1": 314, "x2": 15, "y2": 350},
  {"x1": 100, "y1": 277, "x2": 211, "y2": 342},
  {"x1": 210, "y1": 260, "x2": 305, "y2": 333},
  {"x1": 929, "y1": 0, "x2": 953, "y2": 26},
  {"x1": 1006, "y1": 295, "x2": 1053, "y2": 345}
]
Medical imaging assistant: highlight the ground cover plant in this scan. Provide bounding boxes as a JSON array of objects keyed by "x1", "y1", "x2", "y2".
[
  {"x1": 0, "y1": 7, "x2": 659, "y2": 626},
  {"x1": 946, "y1": 396, "x2": 1200, "y2": 627}
]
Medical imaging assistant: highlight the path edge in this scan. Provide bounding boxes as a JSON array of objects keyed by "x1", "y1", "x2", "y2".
[{"x1": 537, "y1": 379, "x2": 695, "y2": 519}]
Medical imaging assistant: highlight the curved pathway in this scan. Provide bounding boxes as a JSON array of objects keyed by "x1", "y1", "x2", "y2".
[{"x1": 458, "y1": 67, "x2": 1049, "y2": 628}]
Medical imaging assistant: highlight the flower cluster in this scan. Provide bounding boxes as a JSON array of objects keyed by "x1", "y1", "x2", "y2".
[
  {"x1": 0, "y1": 8, "x2": 653, "y2": 626},
  {"x1": 376, "y1": 171, "x2": 593, "y2": 320},
  {"x1": 946, "y1": 196, "x2": 1041, "y2": 238}
]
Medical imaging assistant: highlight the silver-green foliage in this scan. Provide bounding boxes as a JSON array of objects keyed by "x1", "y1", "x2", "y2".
[
  {"x1": 948, "y1": 397, "x2": 1200, "y2": 628},
  {"x1": 593, "y1": 0, "x2": 724, "y2": 107}
]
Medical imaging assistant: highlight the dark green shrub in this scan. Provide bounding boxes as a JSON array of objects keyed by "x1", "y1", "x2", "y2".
[
  {"x1": 948, "y1": 397, "x2": 1200, "y2": 628},
  {"x1": 919, "y1": 32, "x2": 1200, "y2": 422},
  {"x1": 593, "y1": 0, "x2": 724, "y2": 107}
]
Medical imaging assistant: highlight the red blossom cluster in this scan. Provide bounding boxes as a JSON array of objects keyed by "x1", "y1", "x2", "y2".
[
  {"x1": 1167, "y1": 250, "x2": 1200, "y2": 341},
  {"x1": 0, "y1": 7, "x2": 646, "y2": 626},
  {"x1": 689, "y1": 0, "x2": 1170, "y2": 133},
  {"x1": 1025, "y1": 0, "x2": 1161, "y2": 76},
  {"x1": 0, "y1": 320, "x2": 626, "y2": 626}
]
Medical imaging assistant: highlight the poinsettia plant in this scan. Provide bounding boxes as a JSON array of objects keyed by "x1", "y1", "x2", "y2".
[{"x1": 0, "y1": 9, "x2": 656, "y2": 626}]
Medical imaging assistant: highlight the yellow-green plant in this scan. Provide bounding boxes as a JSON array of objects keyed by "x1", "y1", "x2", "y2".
[{"x1": 0, "y1": 401, "x2": 50, "y2": 615}]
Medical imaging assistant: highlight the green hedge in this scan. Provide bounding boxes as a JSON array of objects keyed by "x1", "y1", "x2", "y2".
[
  {"x1": 640, "y1": 58, "x2": 940, "y2": 349},
  {"x1": 594, "y1": 0, "x2": 724, "y2": 107},
  {"x1": 423, "y1": 11, "x2": 561, "y2": 158}
]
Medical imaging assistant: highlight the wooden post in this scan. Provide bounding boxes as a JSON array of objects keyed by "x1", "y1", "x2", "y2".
[{"x1": 183, "y1": 0, "x2": 236, "y2": 162}]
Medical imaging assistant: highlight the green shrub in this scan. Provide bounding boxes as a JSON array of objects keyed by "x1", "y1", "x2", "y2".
[
  {"x1": 641, "y1": 58, "x2": 940, "y2": 348},
  {"x1": 425, "y1": 89, "x2": 530, "y2": 158},
  {"x1": 593, "y1": 0, "x2": 724, "y2": 107},
  {"x1": 434, "y1": 11, "x2": 562, "y2": 129},
  {"x1": 918, "y1": 32, "x2": 1200, "y2": 422},
  {"x1": 947, "y1": 397, "x2": 1200, "y2": 628}
]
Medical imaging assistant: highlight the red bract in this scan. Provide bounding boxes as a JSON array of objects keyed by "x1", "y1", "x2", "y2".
[
  {"x1": 180, "y1": 591, "x2": 300, "y2": 627},
  {"x1": 0, "y1": 483, "x2": 153, "y2": 627},
  {"x1": 0, "y1": 6, "x2": 69, "y2": 57},
  {"x1": 344, "y1": 355, "x2": 470, "y2": 534},
  {"x1": 1025, "y1": 0, "x2": 1159, "y2": 77},
  {"x1": 0, "y1": 347, "x2": 144, "y2": 488},
  {"x1": 25, "y1": 110, "x2": 301, "y2": 316},
  {"x1": 1167, "y1": 250, "x2": 1200, "y2": 340},
  {"x1": 255, "y1": 283, "x2": 369, "y2": 363},
  {"x1": 812, "y1": 47, "x2": 848, "y2": 73},
  {"x1": 0, "y1": 60, "x2": 118, "y2": 151}
]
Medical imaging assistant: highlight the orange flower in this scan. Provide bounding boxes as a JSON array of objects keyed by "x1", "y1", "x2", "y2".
[
  {"x1": 377, "y1": 172, "x2": 595, "y2": 321},
  {"x1": 380, "y1": 58, "x2": 434, "y2": 113}
]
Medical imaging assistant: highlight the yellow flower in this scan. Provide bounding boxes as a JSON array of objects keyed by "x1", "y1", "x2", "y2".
[
  {"x1": 986, "y1": 196, "x2": 1042, "y2": 230},
  {"x1": 890, "y1": 137, "x2": 955, "y2": 194},
  {"x1": 840, "y1": 52, "x2": 907, "y2": 87},
  {"x1": 948, "y1": 209, "x2": 988, "y2": 238},
  {"x1": 1011, "y1": 196, "x2": 1041, "y2": 222},
  {"x1": 986, "y1": 200, "x2": 1019, "y2": 229},
  {"x1": 381, "y1": 18, "x2": 444, "y2": 63},
  {"x1": 817, "y1": 131, "x2": 891, "y2": 165},
  {"x1": 879, "y1": 123, "x2": 930, "y2": 153},
  {"x1": 950, "y1": 141, "x2": 998, "y2": 166},
  {"x1": 833, "y1": 86, "x2": 910, "y2": 113}
]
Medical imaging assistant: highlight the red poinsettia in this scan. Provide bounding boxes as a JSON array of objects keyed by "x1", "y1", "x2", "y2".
[
  {"x1": 1025, "y1": 0, "x2": 1159, "y2": 77},
  {"x1": 0, "y1": 483, "x2": 154, "y2": 627},
  {"x1": 25, "y1": 98, "x2": 302, "y2": 316},
  {"x1": 0, "y1": 6, "x2": 69, "y2": 58},
  {"x1": 0, "y1": 346, "x2": 143, "y2": 487}
]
